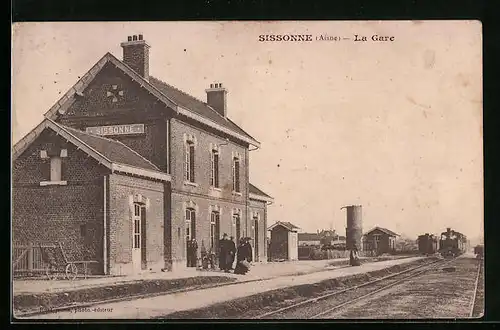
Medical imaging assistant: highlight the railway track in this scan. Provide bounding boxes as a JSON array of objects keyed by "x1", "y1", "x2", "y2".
[
  {"x1": 255, "y1": 257, "x2": 455, "y2": 319},
  {"x1": 469, "y1": 258, "x2": 483, "y2": 318}
]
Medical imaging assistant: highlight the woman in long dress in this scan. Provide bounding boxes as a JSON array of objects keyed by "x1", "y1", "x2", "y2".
[{"x1": 234, "y1": 238, "x2": 253, "y2": 275}]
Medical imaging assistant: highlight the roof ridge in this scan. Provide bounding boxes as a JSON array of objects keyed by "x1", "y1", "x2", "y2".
[{"x1": 58, "y1": 123, "x2": 161, "y2": 171}]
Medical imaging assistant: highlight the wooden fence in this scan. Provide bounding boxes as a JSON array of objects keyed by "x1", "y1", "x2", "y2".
[{"x1": 12, "y1": 243, "x2": 56, "y2": 276}]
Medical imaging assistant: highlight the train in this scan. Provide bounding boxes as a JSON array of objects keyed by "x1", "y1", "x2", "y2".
[
  {"x1": 417, "y1": 233, "x2": 439, "y2": 255},
  {"x1": 417, "y1": 228, "x2": 469, "y2": 258},
  {"x1": 438, "y1": 228, "x2": 467, "y2": 258},
  {"x1": 474, "y1": 245, "x2": 484, "y2": 259}
]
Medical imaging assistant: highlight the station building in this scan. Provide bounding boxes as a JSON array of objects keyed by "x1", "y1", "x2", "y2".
[{"x1": 12, "y1": 35, "x2": 273, "y2": 275}]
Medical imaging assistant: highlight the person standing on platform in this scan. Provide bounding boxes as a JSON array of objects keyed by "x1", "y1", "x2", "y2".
[
  {"x1": 234, "y1": 237, "x2": 253, "y2": 275},
  {"x1": 228, "y1": 236, "x2": 237, "y2": 270}
]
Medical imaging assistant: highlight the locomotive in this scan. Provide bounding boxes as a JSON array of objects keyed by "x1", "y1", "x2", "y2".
[
  {"x1": 417, "y1": 233, "x2": 439, "y2": 255},
  {"x1": 439, "y1": 228, "x2": 467, "y2": 258}
]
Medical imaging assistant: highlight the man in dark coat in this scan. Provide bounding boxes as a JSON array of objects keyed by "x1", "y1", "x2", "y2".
[
  {"x1": 227, "y1": 236, "x2": 237, "y2": 270},
  {"x1": 234, "y1": 237, "x2": 253, "y2": 275},
  {"x1": 219, "y1": 233, "x2": 228, "y2": 271}
]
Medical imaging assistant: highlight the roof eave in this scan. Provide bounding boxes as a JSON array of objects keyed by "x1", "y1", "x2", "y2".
[
  {"x1": 111, "y1": 163, "x2": 171, "y2": 182},
  {"x1": 249, "y1": 193, "x2": 274, "y2": 203},
  {"x1": 177, "y1": 106, "x2": 260, "y2": 148}
]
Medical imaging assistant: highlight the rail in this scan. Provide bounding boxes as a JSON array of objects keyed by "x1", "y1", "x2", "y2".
[
  {"x1": 469, "y1": 259, "x2": 483, "y2": 318},
  {"x1": 255, "y1": 257, "x2": 452, "y2": 319}
]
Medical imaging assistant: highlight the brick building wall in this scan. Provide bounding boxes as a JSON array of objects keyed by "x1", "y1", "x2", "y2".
[
  {"x1": 12, "y1": 131, "x2": 109, "y2": 274},
  {"x1": 169, "y1": 118, "x2": 252, "y2": 269},
  {"x1": 107, "y1": 173, "x2": 165, "y2": 275},
  {"x1": 58, "y1": 64, "x2": 171, "y2": 172},
  {"x1": 249, "y1": 199, "x2": 267, "y2": 262}
]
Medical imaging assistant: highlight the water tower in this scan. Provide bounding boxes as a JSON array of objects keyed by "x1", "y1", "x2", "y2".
[{"x1": 341, "y1": 205, "x2": 363, "y2": 266}]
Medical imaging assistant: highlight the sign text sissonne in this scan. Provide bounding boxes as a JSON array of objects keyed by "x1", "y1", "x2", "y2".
[{"x1": 85, "y1": 124, "x2": 145, "y2": 136}]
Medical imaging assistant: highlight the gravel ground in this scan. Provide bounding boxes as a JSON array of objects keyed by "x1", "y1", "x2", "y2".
[{"x1": 320, "y1": 256, "x2": 482, "y2": 319}]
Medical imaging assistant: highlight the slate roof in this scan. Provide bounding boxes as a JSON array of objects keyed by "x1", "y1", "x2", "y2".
[
  {"x1": 42, "y1": 52, "x2": 259, "y2": 147},
  {"x1": 148, "y1": 76, "x2": 256, "y2": 141},
  {"x1": 364, "y1": 226, "x2": 399, "y2": 237},
  {"x1": 58, "y1": 123, "x2": 160, "y2": 171},
  {"x1": 249, "y1": 183, "x2": 272, "y2": 198}
]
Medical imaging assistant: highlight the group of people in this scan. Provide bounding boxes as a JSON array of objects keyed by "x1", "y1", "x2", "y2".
[{"x1": 218, "y1": 233, "x2": 253, "y2": 275}]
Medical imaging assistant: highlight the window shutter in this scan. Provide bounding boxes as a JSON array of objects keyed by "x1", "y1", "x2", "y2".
[
  {"x1": 214, "y1": 153, "x2": 219, "y2": 187},
  {"x1": 209, "y1": 151, "x2": 214, "y2": 186},
  {"x1": 189, "y1": 145, "x2": 195, "y2": 182},
  {"x1": 232, "y1": 159, "x2": 236, "y2": 191},
  {"x1": 185, "y1": 145, "x2": 189, "y2": 180},
  {"x1": 191, "y1": 210, "x2": 196, "y2": 239},
  {"x1": 235, "y1": 160, "x2": 240, "y2": 192}
]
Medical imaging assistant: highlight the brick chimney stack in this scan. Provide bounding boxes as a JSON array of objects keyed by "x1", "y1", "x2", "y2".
[
  {"x1": 121, "y1": 34, "x2": 150, "y2": 81},
  {"x1": 206, "y1": 83, "x2": 228, "y2": 117}
]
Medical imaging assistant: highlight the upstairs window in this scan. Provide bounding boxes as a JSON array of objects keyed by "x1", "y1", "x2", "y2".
[
  {"x1": 210, "y1": 149, "x2": 220, "y2": 188},
  {"x1": 232, "y1": 157, "x2": 240, "y2": 193},
  {"x1": 185, "y1": 141, "x2": 195, "y2": 183},
  {"x1": 40, "y1": 149, "x2": 67, "y2": 186},
  {"x1": 50, "y1": 156, "x2": 62, "y2": 181}
]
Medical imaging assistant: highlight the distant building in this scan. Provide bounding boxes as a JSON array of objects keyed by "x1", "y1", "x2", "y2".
[
  {"x1": 298, "y1": 233, "x2": 321, "y2": 246},
  {"x1": 267, "y1": 221, "x2": 300, "y2": 261},
  {"x1": 362, "y1": 227, "x2": 399, "y2": 255}
]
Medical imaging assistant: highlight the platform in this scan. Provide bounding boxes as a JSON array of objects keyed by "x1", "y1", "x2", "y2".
[
  {"x1": 13, "y1": 258, "x2": 353, "y2": 295},
  {"x1": 23, "y1": 256, "x2": 425, "y2": 319}
]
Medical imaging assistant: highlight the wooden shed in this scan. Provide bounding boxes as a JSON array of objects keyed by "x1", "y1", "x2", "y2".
[{"x1": 267, "y1": 221, "x2": 300, "y2": 261}]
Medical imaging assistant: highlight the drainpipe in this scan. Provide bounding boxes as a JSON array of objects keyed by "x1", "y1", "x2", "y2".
[{"x1": 103, "y1": 175, "x2": 108, "y2": 275}]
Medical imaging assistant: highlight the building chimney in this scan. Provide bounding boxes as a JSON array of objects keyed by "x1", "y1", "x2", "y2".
[
  {"x1": 120, "y1": 35, "x2": 150, "y2": 80},
  {"x1": 205, "y1": 82, "x2": 228, "y2": 117}
]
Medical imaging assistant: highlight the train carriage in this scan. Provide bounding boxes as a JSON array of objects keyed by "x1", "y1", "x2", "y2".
[
  {"x1": 417, "y1": 233, "x2": 439, "y2": 255},
  {"x1": 474, "y1": 245, "x2": 484, "y2": 259}
]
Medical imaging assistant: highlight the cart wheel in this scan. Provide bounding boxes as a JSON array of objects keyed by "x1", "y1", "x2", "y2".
[
  {"x1": 45, "y1": 264, "x2": 59, "y2": 281},
  {"x1": 65, "y1": 263, "x2": 78, "y2": 280}
]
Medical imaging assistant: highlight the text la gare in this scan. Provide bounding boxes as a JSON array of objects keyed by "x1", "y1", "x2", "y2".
[{"x1": 355, "y1": 35, "x2": 395, "y2": 42}]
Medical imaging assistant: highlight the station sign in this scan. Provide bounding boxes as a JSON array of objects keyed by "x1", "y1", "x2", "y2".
[{"x1": 86, "y1": 124, "x2": 145, "y2": 136}]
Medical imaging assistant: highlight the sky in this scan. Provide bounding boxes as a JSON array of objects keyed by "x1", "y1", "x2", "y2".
[{"x1": 11, "y1": 21, "x2": 483, "y2": 240}]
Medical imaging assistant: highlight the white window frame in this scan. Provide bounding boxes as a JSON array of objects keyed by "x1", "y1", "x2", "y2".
[
  {"x1": 210, "y1": 148, "x2": 220, "y2": 188},
  {"x1": 185, "y1": 141, "x2": 196, "y2": 184},
  {"x1": 133, "y1": 203, "x2": 141, "y2": 249},
  {"x1": 185, "y1": 208, "x2": 196, "y2": 241},
  {"x1": 210, "y1": 211, "x2": 219, "y2": 249}
]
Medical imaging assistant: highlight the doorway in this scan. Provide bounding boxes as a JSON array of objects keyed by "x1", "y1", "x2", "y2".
[
  {"x1": 234, "y1": 214, "x2": 241, "y2": 244},
  {"x1": 185, "y1": 208, "x2": 196, "y2": 267},
  {"x1": 254, "y1": 217, "x2": 259, "y2": 262},
  {"x1": 132, "y1": 203, "x2": 146, "y2": 273}
]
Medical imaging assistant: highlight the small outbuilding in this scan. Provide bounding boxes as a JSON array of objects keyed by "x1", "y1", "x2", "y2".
[
  {"x1": 267, "y1": 221, "x2": 300, "y2": 261},
  {"x1": 362, "y1": 226, "x2": 399, "y2": 255}
]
